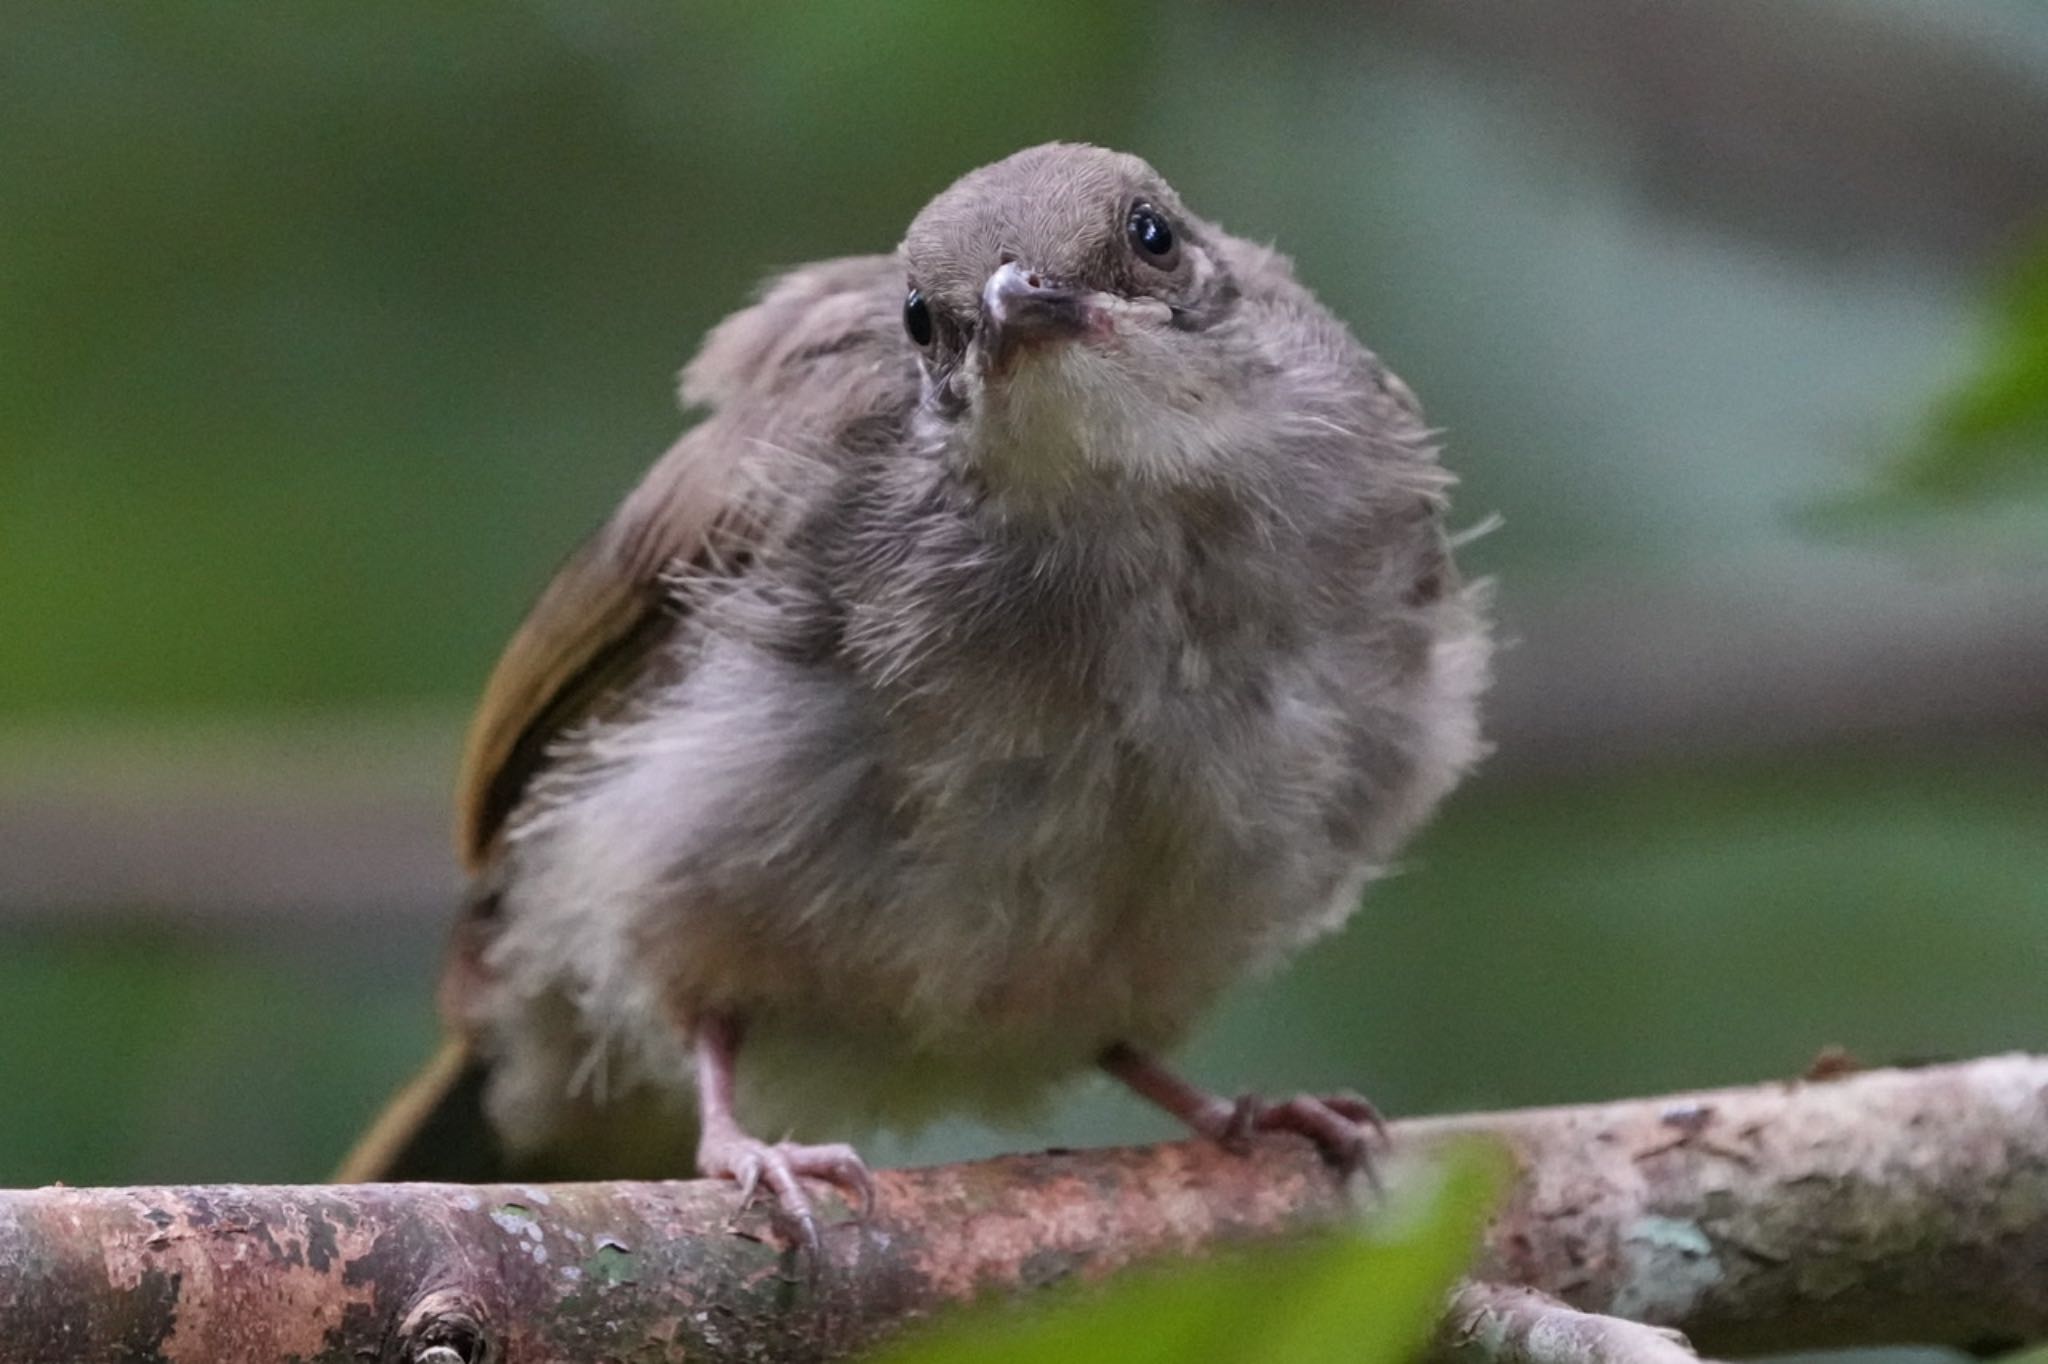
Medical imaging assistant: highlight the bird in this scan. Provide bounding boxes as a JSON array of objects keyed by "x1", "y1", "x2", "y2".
[{"x1": 337, "y1": 142, "x2": 1491, "y2": 1254}]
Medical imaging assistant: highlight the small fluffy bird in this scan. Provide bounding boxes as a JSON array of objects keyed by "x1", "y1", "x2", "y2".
[{"x1": 340, "y1": 143, "x2": 1490, "y2": 1248}]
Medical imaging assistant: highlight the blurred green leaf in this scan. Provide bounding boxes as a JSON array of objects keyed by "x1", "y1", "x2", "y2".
[
  {"x1": 873, "y1": 1143, "x2": 1503, "y2": 1364},
  {"x1": 1889, "y1": 236, "x2": 2048, "y2": 499}
]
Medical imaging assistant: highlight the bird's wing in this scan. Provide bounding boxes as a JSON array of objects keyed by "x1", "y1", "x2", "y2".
[{"x1": 454, "y1": 252, "x2": 917, "y2": 870}]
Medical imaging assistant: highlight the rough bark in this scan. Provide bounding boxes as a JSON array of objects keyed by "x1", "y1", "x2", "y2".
[{"x1": 2, "y1": 1054, "x2": 2045, "y2": 1364}]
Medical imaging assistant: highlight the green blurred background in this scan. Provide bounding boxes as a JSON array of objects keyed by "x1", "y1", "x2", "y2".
[{"x1": 3, "y1": 1, "x2": 2045, "y2": 1192}]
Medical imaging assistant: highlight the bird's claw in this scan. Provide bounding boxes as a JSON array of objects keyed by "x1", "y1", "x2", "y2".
[
  {"x1": 699, "y1": 1136, "x2": 874, "y2": 1258},
  {"x1": 1217, "y1": 1090, "x2": 1389, "y2": 1188}
]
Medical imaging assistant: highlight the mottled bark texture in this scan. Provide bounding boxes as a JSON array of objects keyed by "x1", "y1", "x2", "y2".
[
  {"x1": 2, "y1": 1055, "x2": 2045, "y2": 1364},
  {"x1": 1441, "y1": 1283, "x2": 1705, "y2": 1364}
]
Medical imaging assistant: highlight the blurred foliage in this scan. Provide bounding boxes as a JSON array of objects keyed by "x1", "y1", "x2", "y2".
[
  {"x1": 875, "y1": 1145, "x2": 1502, "y2": 1364},
  {"x1": 0, "y1": 2, "x2": 1146, "y2": 715},
  {"x1": 1889, "y1": 237, "x2": 2048, "y2": 499},
  {"x1": 9, "y1": 1, "x2": 2026, "y2": 717},
  {"x1": 0, "y1": 925, "x2": 433, "y2": 1183}
]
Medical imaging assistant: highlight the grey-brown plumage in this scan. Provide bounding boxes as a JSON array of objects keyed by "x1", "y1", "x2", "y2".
[{"x1": 340, "y1": 144, "x2": 1490, "y2": 1236}]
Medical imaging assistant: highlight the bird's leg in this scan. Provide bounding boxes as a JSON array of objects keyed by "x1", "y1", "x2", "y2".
[
  {"x1": 1099, "y1": 1041, "x2": 1387, "y2": 1185},
  {"x1": 692, "y1": 1013, "x2": 874, "y2": 1257}
]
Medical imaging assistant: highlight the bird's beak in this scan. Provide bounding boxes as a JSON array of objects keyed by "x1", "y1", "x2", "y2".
[{"x1": 979, "y1": 261, "x2": 1096, "y2": 373}]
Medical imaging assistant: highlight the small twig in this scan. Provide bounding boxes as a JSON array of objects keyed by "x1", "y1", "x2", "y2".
[{"x1": 1443, "y1": 1282, "x2": 1705, "y2": 1364}]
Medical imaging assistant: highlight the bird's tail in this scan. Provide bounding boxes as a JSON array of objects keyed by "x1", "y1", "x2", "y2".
[{"x1": 332, "y1": 1035, "x2": 511, "y2": 1183}]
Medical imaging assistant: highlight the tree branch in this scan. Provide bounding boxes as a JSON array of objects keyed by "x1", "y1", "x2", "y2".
[{"x1": 3, "y1": 1054, "x2": 2045, "y2": 1364}]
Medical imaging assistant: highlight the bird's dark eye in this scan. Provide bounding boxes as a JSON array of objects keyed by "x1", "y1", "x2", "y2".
[
  {"x1": 1126, "y1": 201, "x2": 1179, "y2": 267},
  {"x1": 904, "y1": 289, "x2": 934, "y2": 347}
]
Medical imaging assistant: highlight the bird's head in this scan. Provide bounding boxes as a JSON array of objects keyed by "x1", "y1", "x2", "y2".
[{"x1": 900, "y1": 143, "x2": 1258, "y2": 497}]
